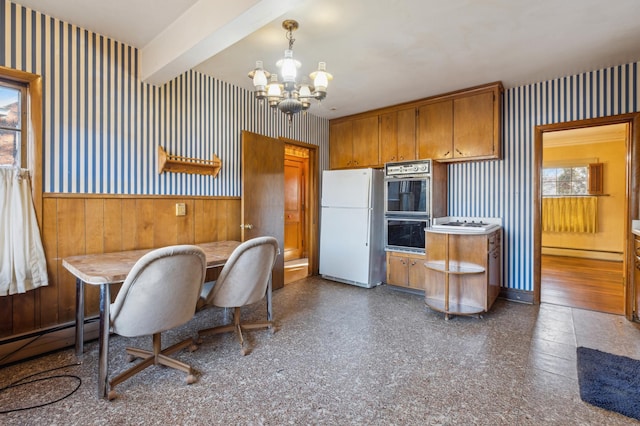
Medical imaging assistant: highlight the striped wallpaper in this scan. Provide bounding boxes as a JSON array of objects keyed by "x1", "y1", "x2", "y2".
[
  {"x1": 449, "y1": 63, "x2": 640, "y2": 291},
  {"x1": 3, "y1": 0, "x2": 640, "y2": 293},
  {"x1": 0, "y1": 0, "x2": 329, "y2": 196}
]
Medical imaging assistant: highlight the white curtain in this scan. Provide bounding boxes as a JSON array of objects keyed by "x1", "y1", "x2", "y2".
[{"x1": 0, "y1": 167, "x2": 48, "y2": 295}]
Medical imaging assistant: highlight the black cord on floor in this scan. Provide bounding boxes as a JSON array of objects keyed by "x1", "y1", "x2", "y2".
[{"x1": 0, "y1": 363, "x2": 82, "y2": 414}]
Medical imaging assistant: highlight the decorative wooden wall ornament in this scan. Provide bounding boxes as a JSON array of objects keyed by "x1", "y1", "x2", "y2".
[{"x1": 158, "y1": 146, "x2": 222, "y2": 177}]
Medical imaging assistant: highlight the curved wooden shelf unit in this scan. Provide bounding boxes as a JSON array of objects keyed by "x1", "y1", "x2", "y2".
[
  {"x1": 158, "y1": 145, "x2": 222, "y2": 177},
  {"x1": 424, "y1": 261, "x2": 485, "y2": 275},
  {"x1": 424, "y1": 298, "x2": 484, "y2": 316}
]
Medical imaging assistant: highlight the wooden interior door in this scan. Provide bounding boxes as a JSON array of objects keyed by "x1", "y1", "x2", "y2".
[
  {"x1": 284, "y1": 154, "x2": 307, "y2": 261},
  {"x1": 241, "y1": 131, "x2": 285, "y2": 290}
]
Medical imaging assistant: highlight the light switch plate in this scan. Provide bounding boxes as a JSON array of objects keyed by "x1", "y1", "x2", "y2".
[{"x1": 175, "y1": 203, "x2": 186, "y2": 216}]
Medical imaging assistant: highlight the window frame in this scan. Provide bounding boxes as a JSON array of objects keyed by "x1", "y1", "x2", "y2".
[
  {"x1": 542, "y1": 165, "x2": 589, "y2": 197},
  {"x1": 0, "y1": 66, "x2": 43, "y2": 226},
  {"x1": 0, "y1": 78, "x2": 28, "y2": 168}
]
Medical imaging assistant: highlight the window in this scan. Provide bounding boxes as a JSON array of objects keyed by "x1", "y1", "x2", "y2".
[
  {"x1": 0, "y1": 66, "x2": 43, "y2": 226},
  {"x1": 542, "y1": 166, "x2": 588, "y2": 196},
  {"x1": 0, "y1": 79, "x2": 27, "y2": 168}
]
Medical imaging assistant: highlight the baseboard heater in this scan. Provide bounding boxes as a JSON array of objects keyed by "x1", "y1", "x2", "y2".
[
  {"x1": 0, "y1": 317, "x2": 100, "y2": 366},
  {"x1": 542, "y1": 246, "x2": 623, "y2": 262}
]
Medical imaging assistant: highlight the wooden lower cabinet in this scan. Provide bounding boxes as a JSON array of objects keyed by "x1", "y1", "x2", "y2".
[
  {"x1": 424, "y1": 230, "x2": 501, "y2": 318},
  {"x1": 386, "y1": 251, "x2": 426, "y2": 291}
]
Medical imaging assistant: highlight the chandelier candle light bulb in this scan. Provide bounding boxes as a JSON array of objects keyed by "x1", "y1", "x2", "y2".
[{"x1": 248, "y1": 19, "x2": 332, "y2": 121}]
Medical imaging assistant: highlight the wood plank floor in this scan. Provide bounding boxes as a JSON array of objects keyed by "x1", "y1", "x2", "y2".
[{"x1": 540, "y1": 255, "x2": 625, "y2": 315}]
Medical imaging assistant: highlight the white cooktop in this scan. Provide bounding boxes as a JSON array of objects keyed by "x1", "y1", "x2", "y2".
[{"x1": 430, "y1": 217, "x2": 502, "y2": 234}]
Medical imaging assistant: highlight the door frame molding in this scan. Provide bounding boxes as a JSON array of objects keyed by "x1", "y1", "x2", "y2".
[
  {"x1": 280, "y1": 137, "x2": 320, "y2": 276},
  {"x1": 533, "y1": 113, "x2": 640, "y2": 320}
]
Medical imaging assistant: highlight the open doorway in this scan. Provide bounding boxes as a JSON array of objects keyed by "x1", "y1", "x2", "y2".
[
  {"x1": 540, "y1": 123, "x2": 627, "y2": 314},
  {"x1": 533, "y1": 113, "x2": 640, "y2": 321},
  {"x1": 282, "y1": 140, "x2": 319, "y2": 285}
]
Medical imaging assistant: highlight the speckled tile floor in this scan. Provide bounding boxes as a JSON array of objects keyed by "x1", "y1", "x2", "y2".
[{"x1": 2, "y1": 276, "x2": 640, "y2": 425}]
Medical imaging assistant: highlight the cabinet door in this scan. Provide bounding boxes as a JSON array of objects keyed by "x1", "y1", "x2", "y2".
[
  {"x1": 635, "y1": 237, "x2": 640, "y2": 317},
  {"x1": 408, "y1": 256, "x2": 426, "y2": 290},
  {"x1": 380, "y1": 112, "x2": 398, "y2": 164},
  {"x1": 329, "y1": 121, "x2": 353, "y2": 169},
  {"x1": 396, "y1": 108, "x2": 416, "y2": 162},
  {"x1": 487, "y1": 247, "x2": 501, "y2": 307},
  {"x1": 417, "y1": 100, "x2": 453, "y2": 160},
  {"x1": 387, "y1": 254, "x2": 409, "y2": 286},
  {"x1": 352, "y1": 116, "x2": 379, "y2": 167},
  {"x1": 453, "y1": 91, "x2": 495, "y2": 159}
]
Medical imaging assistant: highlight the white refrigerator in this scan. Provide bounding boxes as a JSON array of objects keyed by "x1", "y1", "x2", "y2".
[{"x1": 319, "y1": 168, "x2": 385, "y2": 288}]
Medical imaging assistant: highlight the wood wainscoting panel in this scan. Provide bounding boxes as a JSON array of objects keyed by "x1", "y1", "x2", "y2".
[
  {"x1": 84, "y1": 198, "x2": 106, "y2": 316},
  {"x1": 40, "y1": 197, "x2": 60, "y2": 328},
  {"x1": 134, "y1": 198, "x2": 156, "y2": 249},
  {"x1": 0, "y1": 194, "x2": 241, "y2": 342},
  {"x1": 56, "y1": 198, "x2": 87, "y2": 325},
  {"x1": 121, "y1": 198, "x2": 138, "y2": 251}
]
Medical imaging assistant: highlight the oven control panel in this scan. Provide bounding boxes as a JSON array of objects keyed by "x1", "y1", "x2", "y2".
[{"x1": 385, "y1": 160, "x2": 431, "y2": 177}]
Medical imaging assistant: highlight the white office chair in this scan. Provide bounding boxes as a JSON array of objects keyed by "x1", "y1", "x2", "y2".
[
  {"x1": 197, "y1": 236, "x2": 279, "y2": 356},
  {"x1": 107, "y1": 245, "x2": 207, "y2": 400}
]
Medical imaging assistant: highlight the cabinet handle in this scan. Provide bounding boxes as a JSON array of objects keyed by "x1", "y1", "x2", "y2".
[
  {"x1": 456, "y1": 148, "x2": 464, "y2": 155},
  {"x1": 443, "y1": 151, "x2": 450, "y2": 157}
]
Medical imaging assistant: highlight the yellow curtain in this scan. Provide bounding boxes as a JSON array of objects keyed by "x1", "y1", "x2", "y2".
[{"x1": 542, "y1": 197, "x2": 597, "y2": 233}]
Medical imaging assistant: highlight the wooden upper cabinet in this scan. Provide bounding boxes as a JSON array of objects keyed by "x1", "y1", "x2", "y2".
[
  {"x1": 329, "y1": 115, "x2": 379, "y2": 169},
  {"x1": 329, "y1": 120, "x2": 353, "y2": 169},
  {"x1": 453, "y1": 91, "x2": 498, "y2": 160},
  {"x1": 381, "y1": 107, "x2": 417, "y2": 164},
  {"x1": 330, "y1": 81, "x2": 502, "y2": 168},
  {"x1": 418, "y1": 82, "x2": 502, "y2": 162},
  {"x1": 380, "y1": 112, "x2": 398, "y2": 163},
  {"x1": 417, "y1": 100, "x2": 453, "y2": 160},
  {"x1": 352, "y1": 116, "x2": 379, "y2": 167}
]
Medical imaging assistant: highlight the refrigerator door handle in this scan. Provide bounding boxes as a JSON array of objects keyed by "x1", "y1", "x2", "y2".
[{"x1": 365, "y1": 209, "x2": 371, "y2": 246}]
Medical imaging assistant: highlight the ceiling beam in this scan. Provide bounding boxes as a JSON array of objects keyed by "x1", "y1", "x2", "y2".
[{"x1": 140, "y1": 0, "x2": 304, "y2": 86}]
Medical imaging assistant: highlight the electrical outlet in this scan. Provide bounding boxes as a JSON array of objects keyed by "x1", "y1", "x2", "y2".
[{"x1": 175, "y1": 203, "x2": 186, "y2": 216}]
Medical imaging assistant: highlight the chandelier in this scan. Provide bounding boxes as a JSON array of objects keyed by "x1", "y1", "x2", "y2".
[{"x1": 248, "y1": 19, "x2": 332, "y2": 121}]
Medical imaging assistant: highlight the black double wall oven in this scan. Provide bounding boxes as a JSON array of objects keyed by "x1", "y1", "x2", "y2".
[{"x1": 384, "y1": 159, "x2": 445, "y2": 253}]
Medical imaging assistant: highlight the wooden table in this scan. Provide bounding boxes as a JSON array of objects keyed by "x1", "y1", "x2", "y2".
[{"x1": 63, "y1": 241, "x2": 247, "y2": 398}]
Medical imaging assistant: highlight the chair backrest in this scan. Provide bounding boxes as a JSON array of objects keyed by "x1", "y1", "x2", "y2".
[
  {"x1": 206, "y1": 236, "x2": 278, "y2": 308},
  {"x1": 110, "y1": 245, "x2": 207, "y2": 337}
]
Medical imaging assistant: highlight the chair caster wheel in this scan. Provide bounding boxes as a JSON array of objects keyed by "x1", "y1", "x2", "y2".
[
  {"x1": 240, "y1": 347, "x2": 248, "y2": 356},
  {"x1": 188, "y1": 344, "x2": 198, "y2": 352},
  {"x1": 108, "y1": 390, "x2": 118, "y2": 401},
  {"x1": 186, "y1": 374, "x2": 197, "y2": 384},
  {"x1": 270, "y1": 327, "x2": 277, "y2": 334},
  {"x1": 126, "y1": 354, "x2": 136, "y2": 363},
  {"x1": 195, "y1": 337, "x2": 203, "y2": 345}
]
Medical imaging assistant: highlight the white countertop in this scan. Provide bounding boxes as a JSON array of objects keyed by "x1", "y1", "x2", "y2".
[
  {"x1": 429, "y1": 216, "x2": 502, "y2": 235},
  {"x1": 426, "y1": 226, "x2": 501, "y2": 236}
]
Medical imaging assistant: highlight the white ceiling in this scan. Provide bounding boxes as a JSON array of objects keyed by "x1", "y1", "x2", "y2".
[
  {"x1": 544, "y1": 123, "x2": 628, "y2": 147},
  {"x1": 13, "y1": 0, "x2": 640, "y2": 120}
]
